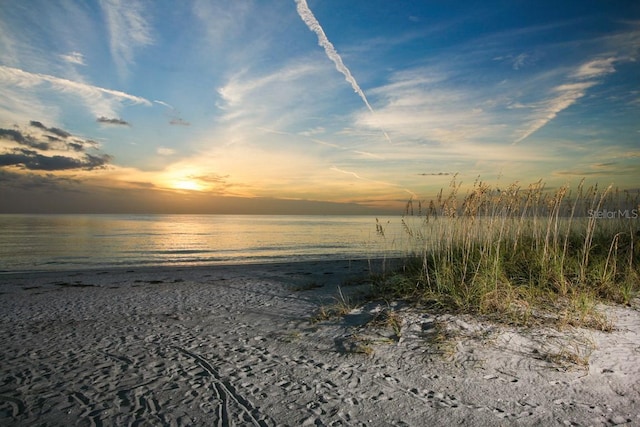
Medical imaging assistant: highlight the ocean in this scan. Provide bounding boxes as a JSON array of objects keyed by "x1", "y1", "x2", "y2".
[{"x1": 0, "y1": 214, "x2": 413, "y2": 272}]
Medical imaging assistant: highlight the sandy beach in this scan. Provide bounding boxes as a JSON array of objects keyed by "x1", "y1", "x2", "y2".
[{"x1": 1, "y1": 259, "x2": 639, "y2": 426}]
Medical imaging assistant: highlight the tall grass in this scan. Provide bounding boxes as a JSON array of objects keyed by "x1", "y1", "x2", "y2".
[{"x1": 373, "y1": 178, "x2": 640, "y2": 328}]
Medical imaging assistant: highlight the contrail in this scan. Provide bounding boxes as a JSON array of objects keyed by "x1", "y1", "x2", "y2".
[{"x1": 295, "y1": 0, "x2": 392, "y2": 143}]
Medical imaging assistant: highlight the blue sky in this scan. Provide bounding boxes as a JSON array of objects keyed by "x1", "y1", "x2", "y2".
[{"x1": 0, "y1": 0, "x2": 638, "y2": 213}]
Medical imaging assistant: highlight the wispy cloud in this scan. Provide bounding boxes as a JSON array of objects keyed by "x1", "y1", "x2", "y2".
[
  {"x1": 294, "y1": 0, "x2": 391, "y2": 143},
  {"x1": 157, "y1": 147, "x2": 175, "y2": 156},
  {"x1": 0, "y1": 65, "x2": 151, "y2": 119},
  {"x1": 513, "y1": 81, "x2": 598, "y2": 144},
  {"x1": 154, "y1": 100, "x2": 191, "y2": 126},
  {"x1": 218, "y1": 63, "x2": 317, "y2": 109},
  {"x1": 357, "y1": 26, "x2": 637, "y2": 150},
  {"x1": 572, "y1": 57, "x2": 617, "y2": 79},
  {"x1": 60, "y1": 51, "x2": 86, "y2": 66},
  {"x1": 294, "y1": 0, "x2": 373, "y2": 112},
  {"x1": 513, "y1": 57, "x2": 619, "y2": 144},
  {"x1": 153, "y1": 100, "x2": 172, "y2": 109},
  {"x1": 0, "y1": 19, "x2": 19, "y2": 67},
  {"x1": 99, "y1": 0, "x2": 153, "y2": 79},
  {"x1": 215, "y1": 60, "x2": 338, "y2": 135}
]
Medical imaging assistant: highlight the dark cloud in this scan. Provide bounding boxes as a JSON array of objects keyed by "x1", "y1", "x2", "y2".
[
  {"x1": 0, "y1": 148, "x2": 111, "y2": 171},
  {"x1": 169, "y1": 118, "x2": 190, "y2": 126},
  {"x1": 67, "y1": 142, "x2": 84, "y2": 152},
  {"x1": 97, "y1": 116, "x2": 130, "y2": 126},
  {"x1": 0, "y1": 128, "x2": 27, "y2": 143},
  {"x1": 123, "y1": 181, "x2": 157, "y2": 189},
  {"x1": 1, "y1": 124, "x2": 103, "y2": 154},
  {"x1": 48, "y1": 127, "x2": 71, "y2": 138},
  {"x1": 418, "y1": 172, "x2": 454, "y2": 176},
  {"x1": 0, "y1": 169, "x2": 80, "y2": 191},
  {"x1": 29, "y1": 121, "x2": 47, "y2": 130},
  {"x1": 0, "y1": 128, "x2": 50, "y2": 150},
  {"x1": 29, "y1": 121, "x2": 71, "y2": 138},
  {"x1": 45, "y1": 135, "x2": 62, "y2": 142}
]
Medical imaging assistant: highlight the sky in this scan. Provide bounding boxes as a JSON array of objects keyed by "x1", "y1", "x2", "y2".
[{"x1": 0, "y1": 0, "x2": 639, "y2": 214}]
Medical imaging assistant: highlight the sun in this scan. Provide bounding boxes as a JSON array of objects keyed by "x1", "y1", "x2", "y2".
[{"x1": 172, "y1": 180, "x2": 204, "y2": 191}]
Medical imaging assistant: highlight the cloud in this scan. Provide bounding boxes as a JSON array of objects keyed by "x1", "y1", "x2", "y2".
[
  {"x1": 153, "y1": 100, "x2": 172, "y2": 108},
  {"x1": 419, "y1": 172, "x2": 454, "y2": 176},
  {"x1": 218, "y1": 63, "x2": 317, "y2": 108},
  {"x1": 511, "y1": 53, "x2": 530, "y2": 70},
  {"x1": 0, "y1": 66, "x2": 150, "y2": 105},
  {"x1": 572, "y1": 57, "x2": 616, "y2": 80},
  {"x1": 27, "y1": 122, "x2": 70, "y2": 139},
  {"x1": 214, "y1": 61, "x2": 342, "y2": 138},
  {"x1": 1, "y1": 124, "x2": 75, "y2": 150},
  {"x1": 0, "y1": 128, "x2": 50, "y2": 151},
  {"x1": 330, "y1": 165, "x2": 399, "y2": 188},
  {"x1": 154, "y1": 100, "x2": 191, "y2": 126},
  {"x1": 169, "y1": 118, "x2": 191, "y2": 126},
  {"x1": 295, "y1": 0, "x2": 373, "y2": 112},
  {"x1": 192, "y1": 173, "x2": 230, "y2": 184},
  {"x1": 356, "y1": 69, "x2": 499, "y2": 145},
  {"x1": 513, "y1": 81, "x2": 598, "y2": 144},
  {"x1": 29, "y1": 121, "x2": 47, "y2": 130},
  {"x1": 294, "y1": 0, "x2": 392, "y2": 143},
  {"x1": 0, "y1": 148, "x2": 110, "y2": 171},
  {"x1": 493, "y1": 52, "x2": 538, "y2": 70},
  {"x1": 99, "y1": 0, "x2": 153, "y2": 78},
  {"x1": 157, "y1": 147, "x2": 175, "y2": 156},
  {"x1": 0, "y1": 65, "x2": 152, "y2": 119},
  {"x1": 97, "y1": 116, "x2": 130, "y2": 126},
  {"x1": 60, "y1": 51, "x2": 86, "y2": 66},
  {"x1": 0, "y1": 122, "x2": 113, "y2": 171},
  {"x1": 0, "y1": 169, "x2": 80, "y2": 191}
]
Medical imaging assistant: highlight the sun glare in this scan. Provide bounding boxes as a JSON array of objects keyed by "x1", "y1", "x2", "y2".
[{"x1": 172, "y1": 180, "x2": 204, "y2": 191}]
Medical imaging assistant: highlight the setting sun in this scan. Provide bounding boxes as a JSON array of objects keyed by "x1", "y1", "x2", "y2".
[{"x1": 172, "y1": 180, "x2": 204, "y2": 192}]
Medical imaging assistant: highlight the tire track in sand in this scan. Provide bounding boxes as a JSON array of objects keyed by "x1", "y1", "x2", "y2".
[{"x1": 172, "y1": 345, "x2": 273, "y2": 427}]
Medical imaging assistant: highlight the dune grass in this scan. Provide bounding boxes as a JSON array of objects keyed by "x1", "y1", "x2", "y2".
[{"x1": 369, "y1": 178, "x2": 639, "y2": 329}]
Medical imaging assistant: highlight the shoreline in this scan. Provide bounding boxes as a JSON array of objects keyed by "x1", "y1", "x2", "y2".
[
  {"x1": 0, "y1": 256, "x2": 404, "y2": 278},
  {"x1": 1, "y1": 260, "x2": 639, "y2": 426}
]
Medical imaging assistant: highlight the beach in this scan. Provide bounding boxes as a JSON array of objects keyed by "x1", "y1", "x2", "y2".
[{"x1": 1, "y1": 260, "x2": 639, "y2": 426}]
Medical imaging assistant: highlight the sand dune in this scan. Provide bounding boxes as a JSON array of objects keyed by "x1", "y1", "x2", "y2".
[{"x1": 1, "y1": 260, "x2": 639, "y2": 426}]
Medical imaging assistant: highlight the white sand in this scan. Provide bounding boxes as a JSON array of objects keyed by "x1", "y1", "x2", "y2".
[{"x1": 1, "y1": 260, "x2": 639, "y2": 426}]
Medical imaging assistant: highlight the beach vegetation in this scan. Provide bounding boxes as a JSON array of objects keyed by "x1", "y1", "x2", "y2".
[
  {"x1": 369, "y1": 178, "x2": 639, "y2": 329},
  {"x1": 311, "y1": 286, "x2": 362, "y2": 323}
]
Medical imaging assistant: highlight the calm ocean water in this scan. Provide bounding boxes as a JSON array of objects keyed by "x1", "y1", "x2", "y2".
[{"x1": 0, "y1": 215, "x2": 412, "y2": 272}]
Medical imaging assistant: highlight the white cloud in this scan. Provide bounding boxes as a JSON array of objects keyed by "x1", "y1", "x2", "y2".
[
  {"x1": 0, "y1": 18, "x2": 19, "y2": 67},
  {"x1": 356, "y1": 69, "x2": 499, "y2": 146},
  {"x1": 294, "y1": 0, "x2": 373, "y2": 113},
  {"x1": 512, "y1": 53, "x2": 529, "y2": 70},
  {"x1": 217, "y1": 63, "x2": 317, "y2": 108},
  {"x1": 513, "y1": 56, "x2": 620, "y2": 144},
  {"x1": 0, "y1": 65, "x2": 151, "y2": 119},
  {"x1": 60, "y1": 51, "x2": 86, "y2": 66},
  {"x1": 99, "y1": 0, "x2": 153, "y2": 78},
  {"x1": 153, "y1": 100, "x2": 172, "y2": 109},
  {"x1": 572, "y1": 57, "x2": 616, "y2": 79},
  {"x1": 157, "y1": 147, "x2": 175, "y2": 156},
  {"x1": 513, "y1": 81, "x2": 597, "y2": 143}
]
